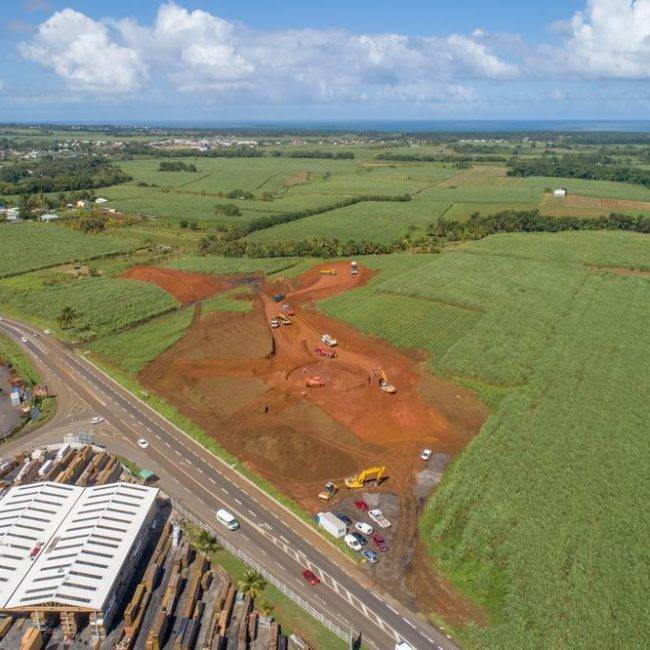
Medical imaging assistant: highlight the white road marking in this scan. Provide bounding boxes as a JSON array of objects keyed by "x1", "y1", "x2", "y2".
[
  {"x1": 220, "y1": 487, "x2": 229, "y2": 494},
  {"x1": 234, "y1": 498, "x2": 242, "y2": 505},
  {"x1": 402, "y1": 617, "x2": 416, "y2": 629}
]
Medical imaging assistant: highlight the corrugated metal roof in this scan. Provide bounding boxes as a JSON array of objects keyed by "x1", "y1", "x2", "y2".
[{"x1": 0, "y1": 482, "x2": 158, "y2": 612}]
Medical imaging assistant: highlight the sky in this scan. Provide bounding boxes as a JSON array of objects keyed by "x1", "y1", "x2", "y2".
[{"x1": 1, "y1": 0, "x2": 649, "y2": 122}]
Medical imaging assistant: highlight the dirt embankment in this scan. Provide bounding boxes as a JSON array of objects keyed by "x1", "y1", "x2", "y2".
[
  {"x1": 137, "y1": 261, "x2": 488, "y2": 627},
  {"x1": 121, "y1": 266, "x2": 257, "y2": 305}
]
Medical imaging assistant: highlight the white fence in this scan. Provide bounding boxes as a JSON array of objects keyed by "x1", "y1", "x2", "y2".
[{"x1": 173, "y1": 500, "x2": 356, "y2": 645}]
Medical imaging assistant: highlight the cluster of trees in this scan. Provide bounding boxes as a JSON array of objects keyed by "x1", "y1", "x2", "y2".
[
  {"x1": 271, "y1": 150, "x2": 355, "y2": 159},
  {"x1": 223, "y1": 189, "x2": 254, "y2": 200},
  {"x1": 158, "y1": 161, "x2": 198, "y2": 172},
  {"x1": 430, "y1": 210, "x2": 650, "y2": 240},
  {"x1": 215, "y1": 203, "x2": 241, "y2": 216},
  {"x1": 507, "y1": 155, "x2": 650, "y2": 188},
  {"x1": 0, "y1": 155, "x2": 130, "y2": 195}
]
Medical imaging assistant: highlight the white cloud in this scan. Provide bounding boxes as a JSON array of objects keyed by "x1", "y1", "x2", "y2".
[
  {"x1": 20, "y1": 2, "x2": 516, "y2": 105},
  {"x1": 556, "y1": 0, "x2": 650, "y2": 78},
  {"x1": 19, "y1": 8, "x2": 147, "y2": 93}
]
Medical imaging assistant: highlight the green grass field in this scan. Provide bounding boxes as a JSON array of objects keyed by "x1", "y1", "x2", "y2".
[
  {"x1": 89, "y1": 306, "x2": 194, "y2": 373},
  {"x1": 0, "y1": 272, "x2": 179, "y2": 340},
  {"x1": 0, "y1": 222, "x2": 139, "y2": 277},
  {"x1": 319, "y1": 231, "x2": 650, "y2": 647}
]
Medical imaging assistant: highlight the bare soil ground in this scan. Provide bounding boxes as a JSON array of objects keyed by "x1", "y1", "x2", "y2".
[
  {"x1": 138, "y1": 261, "x2": 488, "y2": 627},
  {"x1": 121, "y1": 266, "x2": 253, "y2": 304},
  {"x1": 541, "y1": 192, "x2": 650, "y2": 215}
]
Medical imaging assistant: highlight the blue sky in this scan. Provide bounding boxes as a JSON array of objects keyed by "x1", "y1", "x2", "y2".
[{"x1": 1, "y1": 1, "x2": 649, "y2": 122}]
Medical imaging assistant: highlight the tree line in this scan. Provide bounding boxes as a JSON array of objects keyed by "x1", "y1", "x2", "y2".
[
  {"x1": 507, "y1": 154, "x2": 650, "y2": 188},
  {"x1": 376, "y1": 152, "x2": 507, "y2": 163}
]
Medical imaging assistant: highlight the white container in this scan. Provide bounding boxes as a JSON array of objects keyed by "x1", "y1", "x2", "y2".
[{"x1": 317, "y1": 511, "x2": 346, "y2": 539}]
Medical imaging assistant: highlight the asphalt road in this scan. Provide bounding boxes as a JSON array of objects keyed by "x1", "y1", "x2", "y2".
[{"x1": 0, "y1": 316, "x2": 458, "y2": 650}]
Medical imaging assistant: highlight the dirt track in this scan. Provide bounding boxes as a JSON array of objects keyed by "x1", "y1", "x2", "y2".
[{"x1": 136, "y1": 261, "x2": 487, "y2": 626}]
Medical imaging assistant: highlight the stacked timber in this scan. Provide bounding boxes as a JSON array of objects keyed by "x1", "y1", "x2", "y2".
[
  {"x1": 178, "y1": 554, "x2": 209, "y2": 620},
  {"x1": 145, "y1": 608, "x2": 170, "y2": 650},
  {"x1": 95, "y1": 456, "x2": 121, "y2": 484},
  {"x1": 268, "y1": 622, "x2": 279, "y2": 650},
  {"x1": 77, "y1": 449, "x2": 109, "y2": 486},
  {"x1": 19, "y1": 627, "x2": 42, "y2": 650},
  {"x1": 247, "y1": 611, "x2": 258, "y2": 644},
  {"x1": 15, "y1": 460, "x2": 40, "y2": 485},
  {"x1": 0, "y1": 615, "x2": 13, "y2": 640},
  {"x1": 217, "y1": 583, "x2": 236, "y2": 636},
  {"x1": 237, "y1": 595, "x2": 253, "y2": 649},
  {"x1": 56, "y1": 446, "x2": 94, "y2": 484}
]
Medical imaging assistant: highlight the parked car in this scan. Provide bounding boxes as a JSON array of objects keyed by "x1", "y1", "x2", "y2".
[
  {"x1": 354, "y1": 500, "x2": 369, "y2": 512},
  {"x1": 301, "y1": 569, "x2": 320, "y2": 585},
  {"x1": 20, "y1": 336, "x2": 28, "y2": 343},
  {"x1": 355, "y1": 522, "x2": 373, "y2": 536},
  {"x1": 43, "y1": 329, "x2": 52, "y2": 335},
  {"x1": 351, "y1": 531, "x2": 367, "y2": 546},
  {"x1": 372, "y1": 534, "x2": 389, "y2": 552},
  {"x1": 361, "y1": 550, "x2": 378, "y2": 564},
  {"x1": 420, "y1": 448, "x2": 432, "y2": 461},
  {"x1": 137, "y1": 438, "x2": 150, "y2": 449},
  {"x1": 90, "y1": 416, "x2": 104, "y2": 425},
  {"x1": 335, "y1": 513, "x2": 353, "y2": 527},
  {"x1": 344, "y1": 533, "x2": 363, "y2": 551}
]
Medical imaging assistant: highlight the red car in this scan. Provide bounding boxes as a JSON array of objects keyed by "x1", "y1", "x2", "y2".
[
  {"x1": 354, "y1": 500, "x2": 369, "y2": 512},
  {"x1": 301, "y1": 569, "x2": 320, "y2": 585},
  {"x1": 372, "y1": 534, "x2": 389, "y2": 553}
]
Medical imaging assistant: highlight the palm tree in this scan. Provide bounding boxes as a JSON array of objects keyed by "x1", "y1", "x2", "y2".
[
  {"x1": 258, "y1": 600, "x2": 274, "y2": 617},
  {"x1": 238, "y1": 569, "x2": 267, "y2": 599}
]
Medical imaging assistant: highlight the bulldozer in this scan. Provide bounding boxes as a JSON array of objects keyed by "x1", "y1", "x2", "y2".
[
  {"x1": 345, "y1": 466, "x2": 386, "y2": 489},
  {"x1": 320, "y1": 268, "x2": 337, "y2": 276},
  {"x1": 306, "y1": 376, "x2": 326, "y2": 388},
  {"x1": 318, "y1": 481, "x2": 338, "y2": 500},
  {"x1": 373, "y1": 368, "x2": 396, "y2": 394}
]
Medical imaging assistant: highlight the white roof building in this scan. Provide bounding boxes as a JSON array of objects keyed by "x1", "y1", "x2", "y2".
[
  {"x1": 553, "y1": 188, "x2": 567, "y2": 197},
  {"x1": 0, "y1": 481, "x2": 158, "y2": 614}
]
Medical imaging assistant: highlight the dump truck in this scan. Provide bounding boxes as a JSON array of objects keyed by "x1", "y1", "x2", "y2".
[
  {"x1": 277, "y1": 313, "x2": 291, "y2": 325},
  {"x1": 306, "y1": 376, "x2": 326, "y2": 388},
  {"x1": 345, "y1": 466, "x2": 386, "y2": 489},
  {"x1": 321, "y1": 333, "x2": 337, "y2": 347},
  {"x1": 318, "y1": 481, "x2": 338, "y2": 500},
  {"x1": 374, "y1": 368, "x2": 396, "y2": 394},
  {"x1": 351, "y1": 261, "x2": 358, "y2": 275},
  {"x1": 321, "y1": 269, "x2": 337, "y2": 276},
  {"x1": 315, "y1": 347, "x2": 336, "y2": 359}
]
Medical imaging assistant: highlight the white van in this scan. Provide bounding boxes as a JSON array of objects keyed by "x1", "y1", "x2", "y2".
[
  {"x1": 216, "y1": 508, "x2": 240, "y2": 531},
  {"x1": 344, "y1": 533, "x2": 362, "y2": 551}
]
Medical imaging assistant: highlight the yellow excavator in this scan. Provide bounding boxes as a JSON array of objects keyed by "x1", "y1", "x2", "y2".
[
  {"x1": 345, "y1": 466, "x2": 386, "y2": 489},
  {"x1": 373, "y1": 368, "x2": 396, "y2": 394}
]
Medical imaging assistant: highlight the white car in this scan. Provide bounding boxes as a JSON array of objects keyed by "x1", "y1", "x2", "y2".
[
  {"x1": 43, "y1": 329, "x2": 52, "y2": 335},
  {"x1": 21, "y1": 336, "x2": 29, "y2": 343},
  {"x1": 137, "y1": 438, "x2": 150, "y2": 449},
  {"x1": 344, "y1": 533, "x2": 363, "y2": 551},
  {"x1": 420, "y1": 448, "x2": 432, "y2": 461},
  {"x1": 0, "y1": 316, "x2": 4, "y2": 321},
  {"x1": 90, "y1": 416, "x2": 104, "y2": 425},
  {"x1": 355, "y1": 522, "x2": 373, "y2": 536}
]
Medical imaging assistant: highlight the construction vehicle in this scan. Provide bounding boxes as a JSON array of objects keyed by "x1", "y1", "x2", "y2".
[
  {"x1": 351, "y1": 261, "x2": 358, "y2": 275},
  {"x1": 345, "y1": 466, "x2": 386, "y2": 489},
  {"x1": 272, "y1": 293, "x2": 286, "y2": 302},
  {"x1": 318, "y1": 481, "x2": 339, "y2": 500},
  {"x1": 320, "y1": 268, "x2": 337, "y2": 276},
  {"x1": 277, "y1": 313, "x2": 291, "y2": 325},
  {"x1": 373, "y1": 368, "x2": 396, "y2": 394},
  {"x1": 321, "y1": 333, "x2": 337, "y2": 347},
  {"x1": 306, "y1": 376, "x2": 326, "y2": 388},
  {"x1": 315, "y1": 347, "x2": 336, "y2": 359},
  {"x1": 281, "y1": 304, "x2": 295, "y2": 316},
  {"x1": 270, "y1": 319, "x2": 280, "y2": 329}
]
